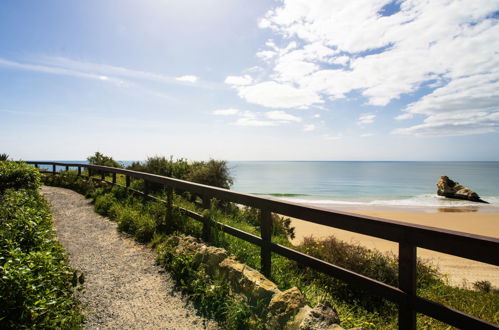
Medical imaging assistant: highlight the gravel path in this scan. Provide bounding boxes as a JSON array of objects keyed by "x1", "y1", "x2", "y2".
[{"x1": 42, "y1": 186, "x2": 217, "y2": 330}]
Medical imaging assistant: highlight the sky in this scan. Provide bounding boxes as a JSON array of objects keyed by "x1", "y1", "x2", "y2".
[{"x1": 1, "y1": 0, "x2": 498, "y2": 161}]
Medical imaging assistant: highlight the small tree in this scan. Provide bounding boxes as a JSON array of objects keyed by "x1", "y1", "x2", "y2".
[
  {"x1": 87, "y1": 152, "x2": 122, "y2": 168},
  {"x1": 185, "y1": 159, "x2": 233, "y2": 189},
  {"x1": 0, "y1": 154, "x2": 9, "y2": 161}
]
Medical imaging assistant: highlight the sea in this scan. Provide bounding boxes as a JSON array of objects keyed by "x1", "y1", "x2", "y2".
[
  {"x1": 39, "y1": 161, "x2": 499, "y2": 212},
  {"x1": 228, "y1": 161, "x2": 499, "y2": 212}
]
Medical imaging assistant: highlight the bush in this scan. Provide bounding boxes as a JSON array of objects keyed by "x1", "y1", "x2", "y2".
[
  {"x1": 115, "y1": 206, "x2": 156, "y2": 242},
  {"x1": 0, "y1": 153, "x2": 9, "y2": 161},
  {"x1": 0, "y1": 162, "x2": 41, "y2": 193},
  {"x1": 0, "y1": 189, "x2": 83, "y2": 328},
  {"x1": 297, "y1": 236, "x2": 441, "y2": 289},
  {"x1": 186, "y1": 159, "x2": 233, "y2": 189},
  {"x1": 128, "y1": 156, "x2": 190, "y2": 179},
  {"x1": 87, "y1": 152, "x2": 122, "y2": 168},
  {"x1": 128, "y1": 157, "x2": 233, "y2": 191},
  {"x1": 0, "y1": 189, "x2": 52, "y2": 253},
  {"x1": 94, "y1": 193, "x2": 117, "y2": 216}
]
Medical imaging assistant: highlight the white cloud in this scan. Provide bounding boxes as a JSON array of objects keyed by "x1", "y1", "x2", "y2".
[
  {"x1": 213, "y1": 108, "x2": 240, "y2": 116},
  {"x1": 357, "y1": 113, "x2": 376, "y2": 125},
  {"x1": 214, "y1": 109, "x2": 303, "y2": 127},
  {"x1": 224, "y1": 75, "x2": 253, "y2": 86},
  {"x1": 265, "y1": 110, "x2": 302, "y2": 122},
  {"x1": 323, "y1": 133, "x2": 343, "y2": 141},
  {"x1": 0, "y1": 56, "x2": 220, "y2": 98},
  {"x1": 232, "y1": 0, "x2": 499, "y2": 136},
  {"x1": 235, "y1": 81, "x2": 322, "y2": 109},
  {"x1": 360, "y1": 133, "x2": 374, "y2": 138},
  {"x1": 0, "y1": 57, "x2": 127, "y2": 86},
  {"x1": 234, "y1": 117, "x2": 277, "y2": 126},
  {"x1": 313, "y1": 114, "x2": 321, "y2": 118},
  {"x1": 256, "y1": 50, "x2": 277, "y2": 61},
  {"x1": 393, "y1": 73, "x2": 499, "y2": 136},
  {"x1": 176, "y1": 75, "x2": 198, "y2": 83},
  {"x1": 304, "y1": 124, "x2": 316, "y2": 131}
]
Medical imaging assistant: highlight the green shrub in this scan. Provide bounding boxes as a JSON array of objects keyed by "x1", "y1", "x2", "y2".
[
  {"x1": 185, "y1": 159, "x2": 233, "y2": 189},
  {"x1": 127, "y1": 157, "x2": 233, "y2": 191},
  {"x1": 116, "y1": 206, "x2": 140, "y2": 235},
  {"x1": 94, "y1": 193, "x2": 117, "y2": 216},
  {"x1": 135, "y1": 215, "x2": 156, "y2": 243},
  {"x1": 87, "y1": 152, "x2": 122, "y2": 168},
  {"x1": 0, "y1": 189, "x2": 52, "y2": 254},
  {"x1": 0, "y1": 153, "x2": 9, "y2": 161},
  {"x1": 128, "y1": 156, "x2": 190, "y2": 179},
  {"x1": 0, "y1": 189, "x2": 83, "y2": 328},
  {"x1": 0, "y1": 162, "x2": 41, "y2": 193}
]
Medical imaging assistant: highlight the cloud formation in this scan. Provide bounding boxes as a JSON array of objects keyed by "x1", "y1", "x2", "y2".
[
  {"x1": 213, "y1": 108, "x2": 240, "y2": 115},
  {"x1": 0, "y1": 56, "x2": 217, "y2": 96},
  {"x1": 226, "y1": 0, "x2": 499, "y2": 136},
  {"x1": 176, "y1": 75, "x2": 199, "y2": 83},
  {"x1": 212, "y1": 108, "x2": 304, "y2": 127},
  {"x1": 357, "y1": 113, "x2": 376, "y2": 126}
]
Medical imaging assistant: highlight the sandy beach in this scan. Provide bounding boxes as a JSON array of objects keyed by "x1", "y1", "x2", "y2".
[{"x1": 289, "y1": 208, "x2": 499, "y2": 287}]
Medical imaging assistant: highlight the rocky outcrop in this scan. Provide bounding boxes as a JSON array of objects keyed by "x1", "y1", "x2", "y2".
[
  {"x1": 267, "y1": 287, "x2": 307, "y2": 328},
  {"x1": 168, "y1": 235, "x2": 347, "y2": 329},
  {"x1": 436, "y1": 176, "x2": 488, "y2": 203},
  {"x1": 219, "y1": 256, "x2": 279, "y2": 304},
  {"x1": 297, "y1": 304, "x2": 341, "y2": 330}
]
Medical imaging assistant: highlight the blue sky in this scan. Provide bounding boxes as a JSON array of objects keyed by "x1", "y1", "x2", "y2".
[{"x1": 1, "y1": 0, "x2": 498, "y2": 161}]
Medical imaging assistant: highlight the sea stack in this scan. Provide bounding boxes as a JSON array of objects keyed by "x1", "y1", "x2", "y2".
[{"x1": 436, "y1": 176, "x2": 488, "y2": 203}]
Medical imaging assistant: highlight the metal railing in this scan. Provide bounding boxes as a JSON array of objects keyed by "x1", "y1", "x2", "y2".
[{"x1": 27, "y1": 161, "x2": 499, "y2": 330}]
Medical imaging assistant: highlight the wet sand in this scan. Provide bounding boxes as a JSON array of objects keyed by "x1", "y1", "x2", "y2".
[{"x1": 289, "y1": 209, "x2": 499, "y2": 287}]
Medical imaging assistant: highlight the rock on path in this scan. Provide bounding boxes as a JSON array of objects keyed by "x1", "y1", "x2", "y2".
[{"x1": 42, "y1": 186, "x2": 217, "y2": 330}]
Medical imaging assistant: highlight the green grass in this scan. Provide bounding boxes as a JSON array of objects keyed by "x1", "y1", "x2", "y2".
[{"x1": 43, "y1": 171, "x2": 499, "y2": 329}]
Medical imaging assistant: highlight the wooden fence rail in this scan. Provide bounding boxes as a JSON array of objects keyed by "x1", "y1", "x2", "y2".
[{"x1": 26, "y1": 161, "x2": 499, "y2": 330}]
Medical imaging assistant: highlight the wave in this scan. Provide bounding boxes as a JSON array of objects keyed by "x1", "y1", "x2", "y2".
[
  {"x1": 266, "y1": 193, "x2": 309, "y2": 197},
  {"x1": 273, "y1": 194, "x2": 499, "y2": 208}
]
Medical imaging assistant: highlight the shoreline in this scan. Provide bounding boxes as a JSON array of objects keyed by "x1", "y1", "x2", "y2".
[{"x1": 287, "y1": 206, "x2": 499, "y2": 287}]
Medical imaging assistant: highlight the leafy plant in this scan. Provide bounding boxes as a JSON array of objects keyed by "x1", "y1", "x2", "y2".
[
  {"x1": 185, "y1": 159, "x2": 233, "y2": 189},
  {"x1": 87, "y1": 152, "x2": 122, "y2": 168},
  {"x1": 0, "y1": 161, "x2": 41, "y2": 194},
  {"x1": 0, "y1": 173, "x2": 83, "y2": 328},
  {"x1": 0, "y1": 153, "x2": 9, "y2": 161}
]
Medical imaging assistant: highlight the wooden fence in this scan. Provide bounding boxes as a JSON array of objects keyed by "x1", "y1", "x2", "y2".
[{"x1": 27, "y1": 161, "x2": 499, "y2": 330}]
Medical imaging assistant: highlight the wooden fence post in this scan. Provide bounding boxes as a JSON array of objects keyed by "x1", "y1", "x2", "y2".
[
  {"x1": 100, "y1": 171, "x2": 105, "y2": 181},
  {"x1": 52, "y1": 164, "x2": 56, "y2": 175},
  {"x1": 202, "y1": 196, "x2": 212, "y2": 241},
  {"x1": 144, "y1": 180, "x2": 150, "y2": 196},
  {"x1": 112, "y1": 172, "x2": 116, "y2": 184},
  {"x1": 260, "y1": 210, "x2": 272, "y2": 278},
  {"x1": 77, "y1": 166, "x2": 81, "y2": 176},
  {"x1": 65, "y1": 165, "x2": 69, "y2": 172},
  {"x1": 125, "y1": 175, "x2": 130, "y2": 188},
  {"x1": 398, "y1": 242, "x2": 417, "y2": 330},
  {"x1": 167, "y1": 186, "x2": 173, "y2": 223},
  {"x1": 88, "y1": 168, "x2": 92, "y2": 181},
  {"x1": 34, "y1": 163, "x2": 39, "y2": 169}
]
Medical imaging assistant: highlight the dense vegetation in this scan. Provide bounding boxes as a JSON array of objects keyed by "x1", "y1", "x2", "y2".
[
  {"x1": 42, "y1": 155, "x2": 498, "y2": 329},
  {"x1": 0, "y1": 162, "x2": 83, "y2": 329},
  {"x1": 127, "y1": 156, "x2": 233, "y2": 190}
]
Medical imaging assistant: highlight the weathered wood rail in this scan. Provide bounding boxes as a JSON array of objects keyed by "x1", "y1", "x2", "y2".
[{"x1": 28, "y1": 161, "x2": 499, "y2": 330}]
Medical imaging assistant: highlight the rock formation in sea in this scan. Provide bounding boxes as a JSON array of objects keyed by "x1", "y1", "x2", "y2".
[{"x1": 436, "y1": 176, "x2": 488, "y2": 203}]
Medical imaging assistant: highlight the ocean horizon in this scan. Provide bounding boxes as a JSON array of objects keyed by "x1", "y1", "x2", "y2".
[{"x1": 33, "y1": 160, "x2": 499, "y2": 210}]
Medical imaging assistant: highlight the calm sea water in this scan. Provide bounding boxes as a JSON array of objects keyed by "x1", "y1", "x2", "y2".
[
  {"x1": 40, "y1": 161, "x2": 499, "y2": 210},
  {"x1": 229, "y1": 161, "x2": 499, "y2": 210}
]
